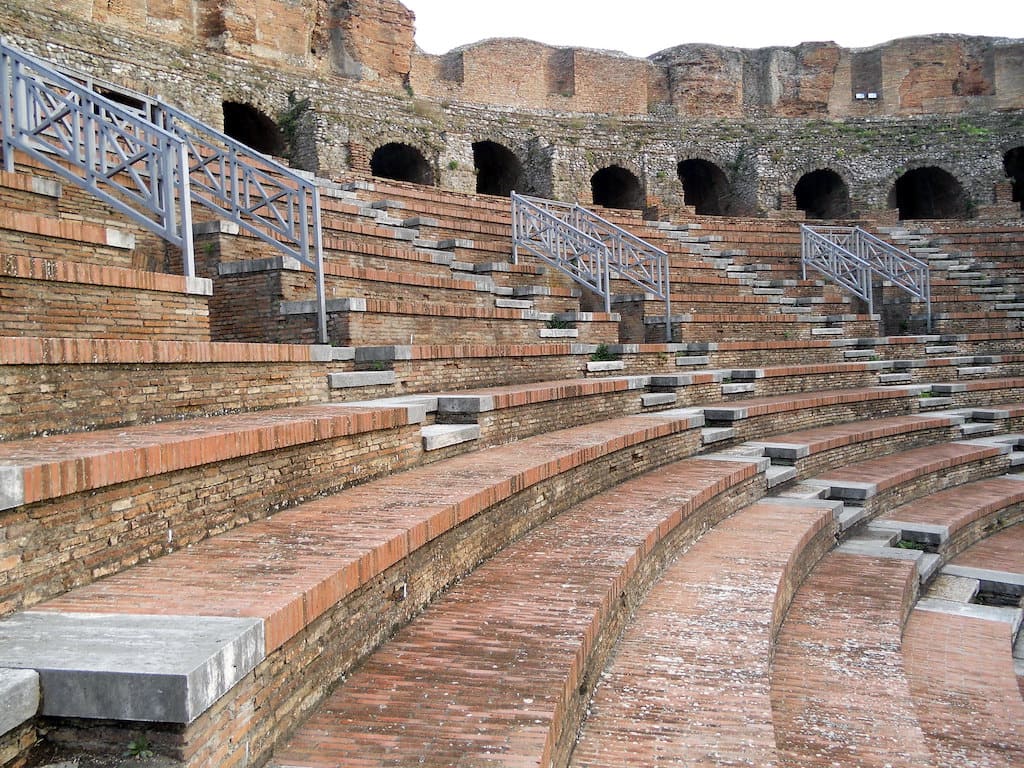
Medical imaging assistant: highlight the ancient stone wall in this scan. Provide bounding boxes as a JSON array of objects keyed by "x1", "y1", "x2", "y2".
[{"x1": 1, "y1": 0, "x2": 1021, "y2": 218}]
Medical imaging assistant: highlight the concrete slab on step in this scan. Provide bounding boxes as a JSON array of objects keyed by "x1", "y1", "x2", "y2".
[
  {"x1": 421, "y1": 424, "x2": 481, "y2": 451},
  {"x1": 0, "y1": 668, "x2": 39, "y2": 736},
  {"x1": 0, "y1": 612, "x2": 263, "y2": 724},
  {"x1": 675, "y1": 355, "x2": 711, "y2": 367},
  {"x1": 804, "y1": 478, "x2": 877, "y2": 500},
  {"x1": 703, "y1": 405, "x2": 748, "y2": 422},
  {"x1": 436, "y1": 395, "x2": 495, "y2": 415},
  {"x1": 641, "y1": 392, "x2": 677, "y2": 408},
  {"x1": 940, "y1": 565, "x2": 1024, "y2": 596},
  {"x1": 538, "y1": 328, "x2": 579, "y2": 338},
  {"x1": 746, "y1": 441, "x2": 811, "y2": 461},
  {"x1": 327, "y1": 371, "x2": 396, "y2": 388},
  {"x1": 495, "y1": 299, "x2": 533, "y2": 310},
  {"x1": 915, "y1": 598, "x2": 1023, "y2": 631},
  {"x1": 701, "y1": 427, "x2": 735, "y2": 445},
  {"x1": 437, "y1": 238, "x2": 475, "y2": 249},
  {"x1": 721, "y1": 382, "x2": 756, "y2": 395},
  {"x1": 766, "y1": 464, "x2": 798, "y2": 488},
  {"x1": 587, "y1": 361, "x2": 626, "y2": 372}
]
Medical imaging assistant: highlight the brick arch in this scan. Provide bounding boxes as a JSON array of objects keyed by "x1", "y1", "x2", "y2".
[
  {"x1": 1003, "y1": 146, "x2": 1024, "y2": 211},
  {"x1": 471, "y1": 140, "x2": 526, "y2": 196},
  {"x1": 887, "y1": 165, "x2": 971, "y2": 220},
  {"x1": 370, "y1": 141, "x2": 435, "y2": 186},
  {"x1": 793, "y1": 168, "x2": 852, "y2": 220},
  {"x1": 676, "y1": 157, "x2": 733, "y2": 215},
  {"x1": 591, "y1": 165, "x2": 645, "y2": 211},
  {"x1": 221, "y1": 101, "x2": 286, "y2": 156}
]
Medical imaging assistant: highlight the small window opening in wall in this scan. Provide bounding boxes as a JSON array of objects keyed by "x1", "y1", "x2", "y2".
[
  {"x1": 222, "y1": 101, "x2": 286, "y2": 156},
  {"x1": 472, "y1": 141, "x2": 524, "y2": 196},
  {"x1": 889, "y1": 166, "x2": 970, "y2": 220},
  {"x1": 677, "y1": 159, "x2": 732, "y2": 216},
  {"x1": 370, "y1": 142, "x2": 435, "y2": 186},
  {"x1": 591, "y1": 166, "x2": 644, "y2": 211},
  {"x1": 794, "y1": 169, "x2": 851, "y2": 220}
]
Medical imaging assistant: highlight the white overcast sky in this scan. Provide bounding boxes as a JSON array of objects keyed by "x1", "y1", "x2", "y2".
[{"x1": 403, "y1": 1, "x2": 1021, "y2": 57}]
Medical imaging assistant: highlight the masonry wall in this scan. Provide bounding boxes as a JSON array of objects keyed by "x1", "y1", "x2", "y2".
[{"x1": 1, "y1": 0, "x2": 1022, "y2": 218}]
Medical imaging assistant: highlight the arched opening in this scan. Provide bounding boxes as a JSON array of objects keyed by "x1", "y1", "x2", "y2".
[
  {"x1": 889, "y1": 166, "x2": 969, "y2": 220},
  {"x1": 794, "y1": 169, "x2": 852, "y2": 219},
  {"x1": 677, "y1": 159, "x2": 731, "y2": 215},
  {"x1": 591, "y1": 166, "x2": 644, "y2": 211},
  {"x1": 222, "y1": 102, "x2": 286, "y2": 156},
  {"x1": 472, "y1": 141, "x2": 525, "y2": 196},
  {"x1": 370, "y1": 143, "x2": 434, "y2": 186},
  {"x1": 1004, "y1": 147, "x2": 1024, "y2": 211}
]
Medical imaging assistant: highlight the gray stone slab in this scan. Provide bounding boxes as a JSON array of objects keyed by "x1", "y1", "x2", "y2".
[
  {"x1": 0, "y1": 668, "x2": 38, "y2": 736},
  {"x1": 641, "y1": 392, "x2": 677, "y2": 408},
  {"x1": 703, "y1": 406, "x2": 748, "y2": 422},
  {"x1": 804, "y1": 478, "x2": 877, "y2": 500},
  {"x1": 0, "y1": 612, "x2": 263, "y2": 724},
  {"x1": 746, "y1": 441, "x2": 811, "y2": 460},
  {"x1": 436, "y1": 395, "x2": 495, "y2": 415},
  {"x1": 765, "y1": 464, "x2": 797, "y2": 488},
  {"x1": 538, "y1": 328, "x2": 578, "y2": 338},
  {"x1": 0, "y1": 466, "x2": 24, "y2": 512},
  {"x1": 941, "y1": 565, "x2": 1024, "y2": 595},
  {"x1": 327, "y1": 371, "x2": 396, "y2": 388},
  {"x1": 586, "y1": 361, "x2": 626, "y2": 372},
  {"x1": 721, "y1": 382, "x2": 756, "y2": 395},
  {"x1": 915, "y1": 599, "x2": 1023, "y2": 632},
  {"x1": 700, "y1": 427, "x2": 735, "y2": 444},
  {"x1": 421, "y1": 424, "x2": 480, "y2": 451}
]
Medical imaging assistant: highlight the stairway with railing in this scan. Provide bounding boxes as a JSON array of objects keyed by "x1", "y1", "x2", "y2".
[
  {"x1": 801, "y1": 224, "x2": 932, "y2": 331},
  {"x1": 0, "y1": 38, "x2": 328, "y2": 342},
  {"x1": 511, "y1": 191, "x2": 673, "y2": 341}
]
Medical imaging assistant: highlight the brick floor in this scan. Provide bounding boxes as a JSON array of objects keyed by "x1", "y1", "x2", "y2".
[
  {"x1": 950, "y1": 523, "x2": 1024, "y2": 573},
  {"x1": 269, "y1": 456, "x2": 762, "y2": 768},
  {"x1": 568, "y1": 499, "x2": 835, "y2": 767},
  {"x1": 903, "y1": 608, "x2": 1024, "y2": 768},
  {"x1": 770, "y1": 552, "x2": 934, "y2": 768}
]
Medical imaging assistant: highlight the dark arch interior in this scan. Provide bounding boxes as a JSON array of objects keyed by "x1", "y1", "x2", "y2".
[
  {"x1": 1004, "y1": 147, "x2": 1024, "y2": 211},
  {"x1": 889, "y1": 166, "x2": 969, "y2": 220},
  {"x1": 794, "y1": 169, "x2": 851, "y2": 219},
  {"x1": 222, "y1": 101, "x2": 285, "y2": 156},
  {"x1": 473, "y1": 141, "x2": 525, "y2": 196},
  {"x1": 677, "y1": 159, "x2": 731, "y2": 215},
  {"x1": 591, "y1": 165, "x2": 644, "y2": 211},
  {"x1": 370, "y1": 143, "x2": 434, "y2": 186}
]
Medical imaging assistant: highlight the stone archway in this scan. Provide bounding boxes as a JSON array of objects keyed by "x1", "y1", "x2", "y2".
[
  {"x1": 472, "y1": 141, "x2": 525, "y2": 196},
  {"x1": 794, "y1": 169, "x2": 852, "y2": 219},
  {"x1": 222, "y1": 102, "x2": 286, "y2": 156},
  {"x1": 677, "y1": 158, "x2": 731, "y2": 215},
  {"x1": 591, "y1": 165, "x2": 644, "y2": 211},
  {"x1": 370, "y1": 142, "x2": 435, "y2": 186},
  {"x1": 1004, "y1": 147, "x2": 1024, "y2": 211},
  {"x1": 889, "y1": 166, "x2": 969, "y2": 220}
]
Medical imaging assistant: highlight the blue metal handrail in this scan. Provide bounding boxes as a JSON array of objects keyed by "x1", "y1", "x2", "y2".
[
  {"x1": 511, "y1": 192, "x2": 672, "y2": 341},
  {"x1": 0, "y1": 38, "x2": 195, "y2": 275}
]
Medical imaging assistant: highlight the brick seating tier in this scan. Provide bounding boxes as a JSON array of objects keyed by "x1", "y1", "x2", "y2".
[
  {"x1": 1, "y1": 255, "x2": 212, "y2": 341},
  {"x1": 770, "y1": 552, "x2": 932, "y2": 768},
  {"x1": 569, "y1": 498, "x2": 838, "y2": 767},
  {"x1": 269, "y1": 454, "x2": 765, "y2": 768},
  {"x1": 0, "y1": 410, "x2": 709, "y2": 767}
]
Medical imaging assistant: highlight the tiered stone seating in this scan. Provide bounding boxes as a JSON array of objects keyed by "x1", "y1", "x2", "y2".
[{"x1": 4, "y1": 140, "x2": 1024, "y2": 768}]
